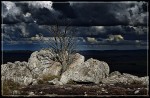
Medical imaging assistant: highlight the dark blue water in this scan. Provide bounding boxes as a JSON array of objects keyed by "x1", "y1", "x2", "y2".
[{"x1": 2, "y1": 50, "x2": 148, "y2": 77}]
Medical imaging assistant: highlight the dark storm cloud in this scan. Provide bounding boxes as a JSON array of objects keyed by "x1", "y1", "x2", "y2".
[
  {"x1": 69, "y1": 2, "x2": 148, "y2": 26},
  {"x1": 2, "y1": 1, "x2": 22, "y2": 24},
  {"x1": 29, "y1": 8, "x2": 55, "y2": 25},
  {"x1": 2, "y1": 1, "x2": 60, "y2": 24},
  {"x1": 2, "y1": 1, "x2": 148, "y2": 26},
  {"x1": 70, "y1": 3, "x2": 128, "y2": 26},
  {"x1": 2, "y1": 23, "x2": 52, "y2": 41},
  {"x1": 2, "y1": 1, "x2": 148, "y2": 50},
  {"x1": 52, "y1": 2, "x2": 77, "y2": 19}
]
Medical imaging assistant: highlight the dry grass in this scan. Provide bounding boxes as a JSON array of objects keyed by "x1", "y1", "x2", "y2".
[
  {"x1": 67, "y1": 80, "x2": 77, "y2": 84},
  {"x1": 2, "y1": 79, "x2": 22, "y2": 95},
  {"x1": 37, "y1": 75, "x2": 60, "y2": 84}
]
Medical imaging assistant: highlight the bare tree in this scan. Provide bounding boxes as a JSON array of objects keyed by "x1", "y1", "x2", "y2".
[{"x1": 47, "y1": 20, "x2": 77, "y2": 75}]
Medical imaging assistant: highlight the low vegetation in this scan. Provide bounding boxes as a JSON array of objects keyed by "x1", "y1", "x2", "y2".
[
  {"x1": 20, "y1": 83, "x2": 148, "y2": 96},
  {"x1": 67, "y1": 80, "x2": 77, "y2": 84},
  {"x1": 37, "y1": 75, "x2": 60, "y2": 84},
  {"x1": 2, "y1": 79, "x2": 22, "y2": 95}
]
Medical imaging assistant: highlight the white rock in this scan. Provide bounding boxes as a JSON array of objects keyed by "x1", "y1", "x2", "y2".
[
  {"x1": 39, "y1": 91, "x2": 43, "y2": 94},
  {"x1": 109, "y1": 84, "x2": 114, "y2": 86},
  {"x1": 1, "y1": 61, "x2": 33, "y2": 86},
  {"x1": 127, "y1": 88, "x2": 131, "y2": 90},
  {"x1": 28, "y1": 49, "x2": 62, "y2": 78},
  {"x1": 140, "y1": 76, "x2": 149, "y2": 85},
  {"x1": 48, "y1": 78, "x2": 62, "y2": 85},
  {"x1": 109, "y1": 71, "x2": 121, "y2": 77},
  {"x1": 13, "y1": 90, "x2": 20, "y2": 95},
  {"x1": 32, "y1": 79, "x2": 38, "y2": 85},
  {"x1": 84, "y1": 92, "x2": 87, "y2": 96},
  {"x1": 105, "y1": 91, "x2": 108, "y2": 93},
  {"x1": 29, "y1": 92, "x2": 35, "y2": 95},
  {"x1": 68, "y1": 53, "x2": 85, "y2": 68},
  {"x1": 102, "y1": 71, "x2": 149, "y2": 85},
  {"x1": 134, "y1": 90, "x2": 140, "y2": 94},
  {"x1": 101, "y1": 88, "x2": 105, "y2": 92},
  {"x1": 60, "y1": 58, "x2": 109, "y2": 84}
]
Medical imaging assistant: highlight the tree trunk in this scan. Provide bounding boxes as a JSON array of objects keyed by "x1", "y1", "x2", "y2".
[{"x1": 60, "y1": 51, "x2": 68, "y2": 75}]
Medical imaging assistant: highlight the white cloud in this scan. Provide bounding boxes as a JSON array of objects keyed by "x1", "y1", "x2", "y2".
[
  {"x1": 92, "y1": 26, "x2": 105, "y2": 34},
  {"x1": 94, "y1": 26, "x2": 104, "y2": 30},
  {"x1": 135, "y1": 40, "x2": 140, "y2": 43},
  {"x1": 18, "y1": 23, "x2": 29, "y2": 37},
  {"x1": 23, "y1": 12, "x2": 31, "y2": 17},
  {"x1": 31, "y1": 34, "x2": 43, "y2": 40},
  {"x1": 87, "y1": 37, "x2": 98, "y2": 43},
  {"x1": 28, "y1": 1, "x2": 53, "y2": 10},
  {"x1": 2, "y1": 1, "x2": 21, "y2": 18},
  {"x1": 107, "y1": 35, "x2": 124, "y2": 42}
]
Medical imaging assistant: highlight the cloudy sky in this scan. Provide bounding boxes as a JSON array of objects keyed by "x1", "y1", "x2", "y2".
[{"x1": 2, "y1": 1, "x2": 148, "y2": 50}]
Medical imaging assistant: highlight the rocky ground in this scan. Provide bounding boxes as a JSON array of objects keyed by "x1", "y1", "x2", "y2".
[{"x1": 4, "y1": 83, "x2": 149, "y2": 96}]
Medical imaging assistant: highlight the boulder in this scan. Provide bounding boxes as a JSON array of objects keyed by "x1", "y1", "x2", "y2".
[
  {"x1": 68, "y1": 53, "x2": 85, "y2": 68},
  {"x1": 109, "y1": 71, "x2": 122, "y2": 77},
  {"x1": 1, "y1": 50, "x2": 85, "y2": 86},
  {"x1": 28, "y1": 49, "x2": 62, "y2": 78},
  {"x1": 1, "y1": 61, "x2": 33, "y2": 86},
  {"x1": 139, "y1": 76, "x2": 149, "y2": 85},
  {"x1": 102, "y1": 74, "x2": 128, "y2": 85},
  {"x1": 60, "y1": 58, "x2": 110, "y2": 84},
  {"x1": 102, "y1": 71, "x2": 149, "y2": 85}
]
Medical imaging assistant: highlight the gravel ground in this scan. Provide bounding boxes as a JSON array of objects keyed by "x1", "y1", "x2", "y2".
[{"x1": 16, "y1": 83, "x2": 149, "y2": 97}]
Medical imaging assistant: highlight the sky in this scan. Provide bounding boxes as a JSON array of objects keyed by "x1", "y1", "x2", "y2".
[{"x1": 1, "y1": 1, "x2": 148, "y2": 50}]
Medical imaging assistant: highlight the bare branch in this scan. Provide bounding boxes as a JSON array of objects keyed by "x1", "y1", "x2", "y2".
[{"x1": 44, "y1": 19, "x2": 77, "y2": 74}]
